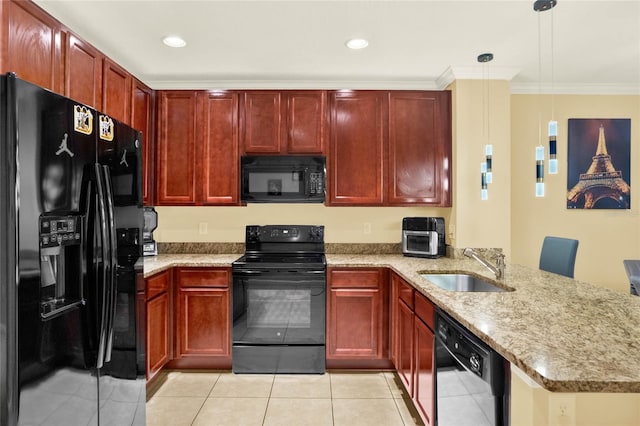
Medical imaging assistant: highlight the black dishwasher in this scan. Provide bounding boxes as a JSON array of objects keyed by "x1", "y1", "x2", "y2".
[{"x1": 435, "y1": 310, "x2": 510, "y2": 426}]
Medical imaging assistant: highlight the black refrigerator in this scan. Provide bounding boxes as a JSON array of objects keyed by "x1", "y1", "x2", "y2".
[{"x1": 0, "y1": 74, "x2": 145, "y2": 425}]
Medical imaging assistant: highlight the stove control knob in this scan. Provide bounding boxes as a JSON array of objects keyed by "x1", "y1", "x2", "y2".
[
  {"x1": 247, "y1": 227, "x2": 260, "y2": 241},
  {"x1": 469, "y1": 353, "x2": 481, "y2": 374},
  {"x1": 309, "y1": 227, "x2": 323, "y2": 240}
]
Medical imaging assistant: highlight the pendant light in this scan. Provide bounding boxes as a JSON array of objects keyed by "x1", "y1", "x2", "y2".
[
  {"x1": 534, "y1": 0, "x2": 557, "y2": 197},
  {"x1": 478, "y1": 52, "x2": 493, "y2": 200}
]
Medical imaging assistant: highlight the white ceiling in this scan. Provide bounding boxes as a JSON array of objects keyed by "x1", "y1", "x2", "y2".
[{"x1": 34, "y1": 0, "x2": 640, "y2": 93}]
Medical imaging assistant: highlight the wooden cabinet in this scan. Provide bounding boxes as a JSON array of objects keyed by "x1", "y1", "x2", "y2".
[
  {"x1": 284, "y1": 91, "x2": 326, "y2": 153},
  {"x1": 2, "y1": 0, "x2": 64, "y2": 92},
  {"x1": 65, "y1": 33, "x2": 102, "y2": 107},
  {"x1": 175, "y1": 268, "x2": 231, "y2": 360},
  {"x1": 326, "y1": 268, "x2": 391, "y2": 368},
  {"x1": 145, "y1": 270, "x2": 171, "y2": 382},
  {"x1": 241, "y1": 91, "x2": 282, "y2": 153},
  {"x1": 131, "y1": 79, "x2": 155, "y2": 206},
  {"x1": 102, "y1": 58, "x2": 131, "y2": 124},
  {"x1": 414, "y1": 294, "x2": 435, "y2": 426},
  {"x1": 396, "y1": 284, "x2": 414, "y2": 393},
  {"x1": 328, "y1": 91, "x2": 386, "y2": 205},
  {"x1": 156, "y1": 91, "x2": 198, "y2": 205},
  {"x1": 241, "y1": 90, "x2": 326, "y2": 154},
  {"x1": 199, "y1": 91, "x2": 240, "y2": 205},
  {"x1": 387, "y1": 91, "x2": 452, "y2": 206},
  {"x1": 391, "y1": 272, "x2": 436, "y2": 425},
  {"x1": 156, "y1": 90, "x2": 240, "y2": 206}
]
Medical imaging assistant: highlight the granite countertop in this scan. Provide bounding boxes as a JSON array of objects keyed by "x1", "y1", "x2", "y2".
[{"x1": 144, "y1": 253, "x2": 640, "y2": 393}]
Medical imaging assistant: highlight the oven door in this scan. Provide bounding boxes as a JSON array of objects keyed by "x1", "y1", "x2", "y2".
[{"x1": 232, "y1": 270, "x2": 326, "y2": 345}]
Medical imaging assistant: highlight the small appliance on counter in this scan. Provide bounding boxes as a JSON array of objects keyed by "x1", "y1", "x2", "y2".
[
  {"x1": 402, "y1": 217, "x2": 446, "y2": 258},
  {"x1": 143, "y1": 207, "x2": 158, "y2": 256}
]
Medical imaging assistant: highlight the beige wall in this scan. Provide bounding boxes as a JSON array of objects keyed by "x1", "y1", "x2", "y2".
[
  {"x1": 511, "y1": 94, "x2": 640, "y2": 293},
  {"x1": 155, "y1": 205, "x2": 451, "y2": 243},
  {"x1": 450, "y1": 80, "x2": 512, "y2": 256}
]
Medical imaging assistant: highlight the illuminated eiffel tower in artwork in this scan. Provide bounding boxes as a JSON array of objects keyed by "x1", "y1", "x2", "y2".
[{"x1": 567, "y1": 125, "x2": 630, "y2": 208}]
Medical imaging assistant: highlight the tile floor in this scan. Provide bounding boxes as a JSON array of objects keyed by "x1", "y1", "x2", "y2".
[{"x1": 146, "y1": 370, "x2": 424, "y2": 426}]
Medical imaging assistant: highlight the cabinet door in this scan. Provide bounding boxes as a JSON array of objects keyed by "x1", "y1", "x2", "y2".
[
  {"x1": 156, "y1": 91, "x2": 198, "y2": 205},
  {"x1": 177, "y1": 288, "x2": 230, "y2": 357},
  {"x1": 241, "y1": 91, "x2": 282, "y2": 154},
  {"x1": 414, "y1": 317, "x2": 435, "y2": 426},
  {"x1": 102, "y1": 58, "x2": 131, "y2": 123},
  {"x1": 65, "y1": 33, "x2": 102, "y2": 107},
  {"x1": 285, "y1": 91, "x2": 326, "y2": 154},
  {"x1": 146, "y1": 293, "x2": 169, "y2": 381},
  {"x1": 328, "y1": 91, "x2": 385, "y2": 205},
  {"x1": 4, "y1": 0, "x2": 63, "y2": 92},
  {"x1": 131, "y1": 79, "x2": 155, "y2": 206},
  {"x1": 198, "y1": 91, "x2": 240, "y2": 205},
  {"x1": 387, "y1": 91, "x2": 452, "y2": 206},
  {"x1": 327, "y1": 288, "x2": 382, "y2": 358},
  {"x1": 397, "y1": 298, "x2": 414, "y2": 395}
]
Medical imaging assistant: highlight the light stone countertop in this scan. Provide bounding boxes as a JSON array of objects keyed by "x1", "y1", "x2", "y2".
[{"x1": 144, "y1": 253, "x2": 640, "y2": 393}]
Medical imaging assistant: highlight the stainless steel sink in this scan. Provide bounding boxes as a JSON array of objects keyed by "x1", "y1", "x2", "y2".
[{"x1": 421, "y1": 273, "x2": 512, "y2": 292}]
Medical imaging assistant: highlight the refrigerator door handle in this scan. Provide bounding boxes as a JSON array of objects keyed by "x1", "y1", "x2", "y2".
[
  {"x1": 102, "y1": 165, "x2": 118, "y2": 364},
  {"x1": 94, "y1": 164, "x2": 111, "y2": 369}
]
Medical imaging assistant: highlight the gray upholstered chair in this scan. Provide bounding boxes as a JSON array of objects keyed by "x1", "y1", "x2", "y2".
[{"x1": 539, "y1": 236, "x2": 579, "y2": 278}]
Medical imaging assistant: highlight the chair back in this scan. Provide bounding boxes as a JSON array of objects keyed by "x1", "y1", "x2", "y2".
[{"x1": 539, "y1": 236, "x2": 579, "y2": 278}]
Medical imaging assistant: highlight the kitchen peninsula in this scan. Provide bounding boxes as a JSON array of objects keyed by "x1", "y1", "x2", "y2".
[{"x1": 145, "y1": 252, "x2": 640, "y2": 426}]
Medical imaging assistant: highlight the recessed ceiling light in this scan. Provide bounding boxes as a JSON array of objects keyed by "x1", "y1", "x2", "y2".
[
  {"x1": 345, "y1": 38, "x2": 369, "y2": 50},
  {"x1": 162, "y1": 36, "x2": 187, "y2": 48}
]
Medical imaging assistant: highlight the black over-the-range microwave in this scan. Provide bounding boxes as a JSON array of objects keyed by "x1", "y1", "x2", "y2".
[{"x1": 240, "y1": 155, "x2": 326, "y2": 203}]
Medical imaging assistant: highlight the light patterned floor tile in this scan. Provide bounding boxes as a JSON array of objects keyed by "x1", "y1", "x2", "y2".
[
  {"x1": 394, "y1": 396, "x2": 425, "y2": 426},
  {"x1": 331, "y1": 372, "x2": 393, "y2": 399},
  {"x1": 192, "y1": 397, "x2": 268, "y2": 426},
  {"x1": 332, "y1": 398, "x2": 404, "y2": 426},
  {"x1": 209, "y1": 373, "x2": 274, "y2": 398},
  {"x1": 263, "y1": 398, "x2": 333, "y2": 426},
  {"x1": 155, "y1": 371, "x2": 220, "y2": 397},
  {"x1": 145, "y1": 396, "x2": 205, "y2": 426},
  {"x1": 271, "y1": 374, "x2": 331, "y2": 399}
]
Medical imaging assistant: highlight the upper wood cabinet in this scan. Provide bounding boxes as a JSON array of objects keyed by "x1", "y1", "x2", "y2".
[
  {"x1": 102, "y1": 58, "x2": 131, "y2": 124},
  {"x1": 387, "y1": 91, "x2": 451, "y2": 206},
  {"x1": 241, "y1": 91, "x2": 282, "y2": 153},
  {"x1": 328, "y1": 91, "x2": 386, "y2": 205},
  {"x1": 2, "y1": 0, "x2": 64, "y2": 92},
  {"x1": 199, "y1": 92, "x2": 240, "y2": 205},
  {"x1": 156, "y1": 90, "x2": 240, "y2": 206},
  {"x1": 285, "y1": 91, "x2": 326, "y2": 154},
  {"x1": 156, "y1": 91, "x2": 198, "y2": 205},
  {"x1": 241, "y1": 90, "x2": 326, "y2": 154},
  {"x1": 65, "y1": 33, "x2": 102, "y2": 107},
  {"x1": 131, "y1": 79, "x2": 155, "y2": 206}
]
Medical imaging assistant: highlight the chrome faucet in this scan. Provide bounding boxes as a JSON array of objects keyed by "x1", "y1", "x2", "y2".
[{"x1": 463, "y1": 248, "x2": 505, "y2": 279}]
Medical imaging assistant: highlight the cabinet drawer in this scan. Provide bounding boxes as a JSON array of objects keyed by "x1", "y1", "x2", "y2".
[
  {"x1": 146, "y1": 270, "x2": 170, "y2": 300},
  {"x1": 177, "y1": 268, "x2": 230, "y2": 288},
  {"x1": 330, "y1": 269, "x2": 382, "y2": 289},
  {"x1": 414, "y1": 292, "x2": 435, "y2": 331},
  {"x1": 398, "y1": 280, "x2": 415, "y2": 309}
]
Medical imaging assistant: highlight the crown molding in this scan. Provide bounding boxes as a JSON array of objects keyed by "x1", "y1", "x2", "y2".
[
  {"x1": 436, "y1": 66, "x2": 522, "y2": 89},
  {"x1": 145, "y1": 79, "x2": 442, "y2": 91},
  {"x1": 510, "y1": 82, "x2": 640, "y2": 95}
]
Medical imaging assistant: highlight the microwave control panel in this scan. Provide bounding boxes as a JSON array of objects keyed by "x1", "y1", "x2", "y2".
[{"x1": 309, "y1": 172, "x2": 324, "y2": 195}]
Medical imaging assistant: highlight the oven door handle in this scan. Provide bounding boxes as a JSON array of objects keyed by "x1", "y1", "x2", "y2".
[
  {"x1": 300, "y1": 270, "x2": 326, "y2": 274},
  {"x1": 233, "y1": 270, "x2": 264, "y2": 275}
]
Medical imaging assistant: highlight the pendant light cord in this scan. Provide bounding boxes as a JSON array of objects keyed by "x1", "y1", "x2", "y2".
[
  {"x1": 537, "y1": 10, "x2": 543, "y2": 147},
  {"x1": 550, "y1": 6, "x2": 555, "y2": 121}
]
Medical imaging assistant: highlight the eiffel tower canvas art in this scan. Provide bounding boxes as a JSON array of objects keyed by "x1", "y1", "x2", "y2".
[{"x1": 567, "y1": 119, "x2": 631, "y2": 209}]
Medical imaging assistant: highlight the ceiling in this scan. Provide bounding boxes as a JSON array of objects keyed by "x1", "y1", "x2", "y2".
[{"x1": 34, "y1": 1, "x2": 640, "y2": 93}]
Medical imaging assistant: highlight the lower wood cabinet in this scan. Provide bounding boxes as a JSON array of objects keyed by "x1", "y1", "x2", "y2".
[
  {"x1": 326, "y1": 267, "x2": 391, "y2": 369},
  {"x1": 392, "y1": 272, "x2": 436, "y2": 426},
  {"x1": 145, "y1": 270, "x2": 171, "y2": 382},
  {"x1": 172, "y1": 267, "x2": 231, "y2": 368}
]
